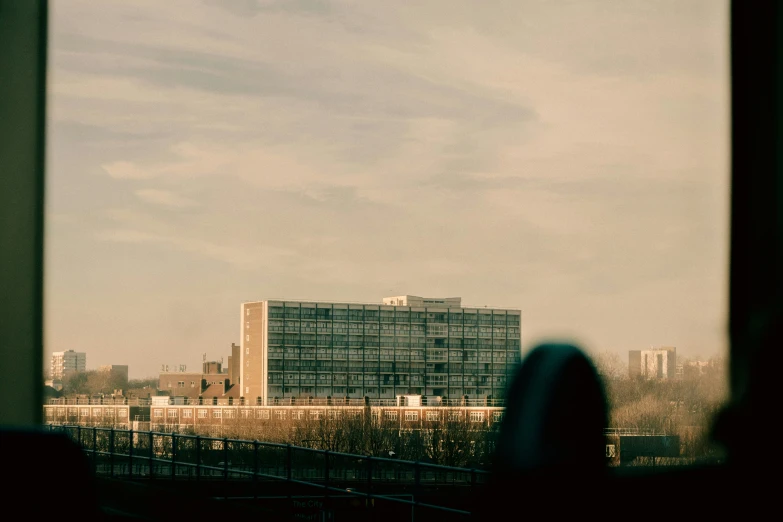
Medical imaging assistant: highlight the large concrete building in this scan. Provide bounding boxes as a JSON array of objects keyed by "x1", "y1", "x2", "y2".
[
  {"x1": 50, "y1": 349, "x2": 86, "y2": 380},
  {"x1": 629, "y1": 346, "x2": 677, "y2": 380},
  {"x1": 240, "y1": 295, "x2": 521, "y2": 406}
]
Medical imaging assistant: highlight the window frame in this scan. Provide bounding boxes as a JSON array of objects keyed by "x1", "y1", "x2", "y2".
[{"x1": 0, "y1": 3, "x2": 770, "y2": 507}]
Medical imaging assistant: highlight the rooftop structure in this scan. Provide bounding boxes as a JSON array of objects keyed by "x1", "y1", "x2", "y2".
[
  {"x1": 382, "y1": 295, "x2": 462, "y2": 308},
  {"x1": 158, "y1": 346, "x2": 240, "y2": 402}
]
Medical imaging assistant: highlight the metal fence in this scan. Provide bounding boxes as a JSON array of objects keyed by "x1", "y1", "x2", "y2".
[
  {"x1": 46, "y1": 396, "x2": 506, "y2": 407},
  {"x1": 51, "y1": 424, "x2": 487, "y2": 518},
  {"x1": 47, "y1": 397, "x2": 151, "y2": 406}
]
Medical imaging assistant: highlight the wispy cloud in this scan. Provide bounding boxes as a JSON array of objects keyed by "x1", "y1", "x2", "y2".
[
  {"x1": 95, "y1": 226, "x2": 297, "y2": 270},
  {"x1": 47, "y1": 0, "x2": 730, "y2": 377},
  {"x1": 102, "y1": 161, "x2": 155, "y2": 179},
  {"x1": 135, "y1": 189, "x2": 198, "y2": 208}
]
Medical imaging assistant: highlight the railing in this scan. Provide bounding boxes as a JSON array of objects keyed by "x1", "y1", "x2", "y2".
[
  {"x1": 604, "y1": 428, "x2": 667, "y2": 437},
  {"x1": 117, "y1": 397, "x2": 507, "y2": 407},
  {"x1": 51, "y1": 425, "x2": 486, "y2": 518},
  {"x1": 47, "y1": 397, "x2": 152, "y2": 406}
]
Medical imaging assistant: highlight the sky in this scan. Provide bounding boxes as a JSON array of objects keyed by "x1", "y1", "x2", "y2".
[{"x1": 45, "y1": 0, "x2": 729, "y2": 379}]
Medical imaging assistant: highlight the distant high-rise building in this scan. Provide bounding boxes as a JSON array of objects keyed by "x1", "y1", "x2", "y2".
[
  {"x1": 227, "y1": 342, "x2": 240, "y2": 387},
  {"x1": 629, "y1": 346, "x2": 677, "y2": 379},
  {"x1": 50, "y1": 350, "x2": 86, "y2": 380},
  {"x1": 240, "y1": 295, "x2": 522, "y2": 406}
]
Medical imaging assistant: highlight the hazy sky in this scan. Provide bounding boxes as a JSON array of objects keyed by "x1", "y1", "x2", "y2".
[{"x1": 45, "y1": 0, "x2": 729, "y2": 379}]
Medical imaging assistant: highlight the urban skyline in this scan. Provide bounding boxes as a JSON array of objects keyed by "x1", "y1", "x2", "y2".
[{"x1": 45, "y1": 1, "x2": 729, "y2": 379}]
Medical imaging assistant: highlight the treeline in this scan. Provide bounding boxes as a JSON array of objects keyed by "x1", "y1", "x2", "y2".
[
  {"x1": 52, "y1": 373, "x2": 156, "y2": 398},
  {"x1": 54, "y1": 353, "x2": 729, "y2": 466},
  {"x1": 55, "y1": 370, "x2": 127, "y2": 396},
  {"x1": 601, "y1": 354, "x2": 728, "y2": 460},
  {"x1": 168, "y1": 414, "x2": 498, "y2": 469}
]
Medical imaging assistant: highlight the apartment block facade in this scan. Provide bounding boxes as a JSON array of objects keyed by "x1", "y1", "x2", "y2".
[
  {"x1": 50, "y1": 349, "x2": 86, "y2": 380},
  {"x1": 240, "y1": 296, "x2": 522, "y2": 405}
]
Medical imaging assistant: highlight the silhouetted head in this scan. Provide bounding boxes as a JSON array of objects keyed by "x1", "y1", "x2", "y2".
[{"x1": 494, "y1": 342, "x2": 609, "y2": 477}]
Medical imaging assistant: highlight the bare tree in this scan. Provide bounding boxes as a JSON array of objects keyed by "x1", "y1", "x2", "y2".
[{"x1": 594, "y1": 351, "x2": 627, "y2": 382}]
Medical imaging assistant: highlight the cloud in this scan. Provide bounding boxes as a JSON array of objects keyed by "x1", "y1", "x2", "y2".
[
  {"x1": 94, "y1": 228, "x2": 165, "y2": 244},
  {"x1": 202, "y1": 0, "x2": 333, "y2": 18},
  {"x1": 48, "y1": 0, "x2": 730, "y2": 378},
  {"x1": 99, "y1": 142, "x2": 232, "y2": 181},
  {"x1": 135, "y1": 189, "x2": 198, "y2": 208},
  {"x1": 102, "y1": 161, "x2": 155, "y2": 179},
  {"x1": 95, "y1": 225, "x2": 296, "y2": 270}
]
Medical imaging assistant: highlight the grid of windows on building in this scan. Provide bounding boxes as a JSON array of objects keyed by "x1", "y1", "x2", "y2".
[
  {"x1": 240, "y1": 296, "x2": 522, "y2": 404},
  {"x1": 50, "y1": 350, "x2": 87, "y2": 380}
]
